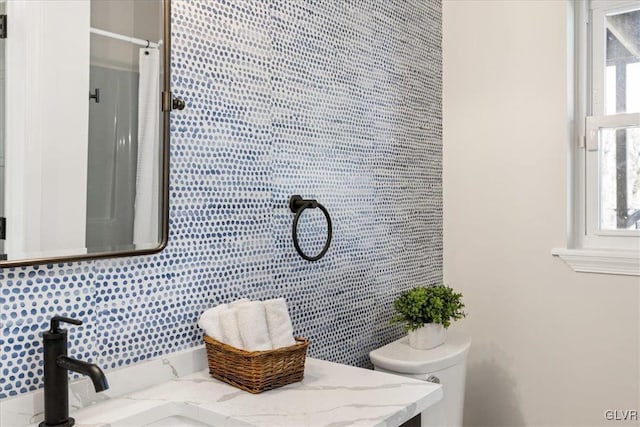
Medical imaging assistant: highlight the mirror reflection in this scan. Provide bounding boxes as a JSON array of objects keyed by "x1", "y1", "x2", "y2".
[{"x1": 0, "y1": 0, "x2": 166, "y2": 263}]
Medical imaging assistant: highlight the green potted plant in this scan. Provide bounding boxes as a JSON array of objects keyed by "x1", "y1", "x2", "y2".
[{"x1": 391, "y1": 285, "x2": 466, "y2": 349}]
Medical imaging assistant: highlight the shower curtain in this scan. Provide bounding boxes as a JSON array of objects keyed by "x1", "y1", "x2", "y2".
[{"x1": 133, "y1": 47, "x2": 160, "y2": 247}]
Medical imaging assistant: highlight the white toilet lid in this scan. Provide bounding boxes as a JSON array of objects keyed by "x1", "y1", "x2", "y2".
[{"x1": 369, "y1": 328, "x2": 471, "y2": 374}]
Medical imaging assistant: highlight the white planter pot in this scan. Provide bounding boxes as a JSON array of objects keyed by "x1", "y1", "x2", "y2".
[{"x1": 407, "y1": 323, "x2": 446, "y2": 350}]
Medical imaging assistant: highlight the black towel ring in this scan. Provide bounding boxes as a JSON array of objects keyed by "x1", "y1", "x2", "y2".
[{"x1": 289, "y1": 195, "x2": 332, "y2": 262}]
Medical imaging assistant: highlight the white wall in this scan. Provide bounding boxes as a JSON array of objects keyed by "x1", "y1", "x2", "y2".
[
  {"x1": 90, "y1": 0, "x2": 162, "y2": 71},
  {"x1": 443, "y1": 1, "x2": 639, "y2": 426}
]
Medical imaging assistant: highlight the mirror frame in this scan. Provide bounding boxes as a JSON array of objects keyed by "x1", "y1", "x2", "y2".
[{"x1": 1, "y1": 0, "x2": 171, "y2": 268}]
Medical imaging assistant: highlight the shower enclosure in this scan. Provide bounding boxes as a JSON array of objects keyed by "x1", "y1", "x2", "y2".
[
  {"x1": 86, "y1": 0, "x2": 163, "y2": 253},
  {"x1": 86, "y1": 65, "x2": 139, "y2": 253}
]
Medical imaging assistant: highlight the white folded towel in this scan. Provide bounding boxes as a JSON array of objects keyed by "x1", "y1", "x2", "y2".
[
  {"x1": 236, "y1": 302, "x2": 272, "y2": 351},
  {"x1": 264, "y1": 298, "x2": 297, "y2": 348},
  {"x1": 218, "y1": 308, "x2": 244, "y2": 349},
  {"x1": 229, "y1": 298, "x2": 250, "y2": 308},
  {"x1": 197, "y1": 303, "x2": 228, "y2": 341}
]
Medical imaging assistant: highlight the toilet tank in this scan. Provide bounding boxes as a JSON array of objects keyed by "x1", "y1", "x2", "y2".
[{"x1": 370, "y1": 330, "x2": 471, "y2": 427}]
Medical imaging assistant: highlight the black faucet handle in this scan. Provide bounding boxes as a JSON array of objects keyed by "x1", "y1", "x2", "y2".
[{"x1": 49, "y1": 316, "x2": 83, "y2": 333}]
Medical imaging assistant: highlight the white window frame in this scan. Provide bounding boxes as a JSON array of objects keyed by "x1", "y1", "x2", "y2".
[{"x1": 553, "y1": 0, "x2": 640, "y2": 276}]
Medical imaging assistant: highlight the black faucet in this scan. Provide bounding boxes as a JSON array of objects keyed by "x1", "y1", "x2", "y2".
[{"x1": 40, "y1": 316, "x2": 109, "y2": 427}]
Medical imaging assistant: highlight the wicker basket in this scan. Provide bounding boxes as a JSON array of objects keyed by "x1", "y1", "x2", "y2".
[{"x1": 203, "y1": 335, "x2": 310, "y2": 394}]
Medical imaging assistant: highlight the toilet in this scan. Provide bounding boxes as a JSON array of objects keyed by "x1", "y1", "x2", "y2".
[{"x1": 369, "y1": 329, "x2": 471, "y2": 427}]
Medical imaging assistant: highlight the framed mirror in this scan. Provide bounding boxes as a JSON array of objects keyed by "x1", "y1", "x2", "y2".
[{"x1": 0, "y1": 0, "x2": 171, "y2": 267}]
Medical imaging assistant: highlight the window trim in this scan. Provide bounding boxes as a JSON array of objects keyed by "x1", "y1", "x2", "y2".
[
  {"x1": 552, "y1": 248, "x2": 640, "y2": 276},
  {"x1": 553, "y1": 0, "x2": 640, "y2": 276}
]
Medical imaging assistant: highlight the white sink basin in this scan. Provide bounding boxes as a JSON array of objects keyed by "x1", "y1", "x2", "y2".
[
  {"x1": 109, "y1": 402, "x2": 250, "y2": 427},
  {"x1": 144, "y1": 415, "x2": 212, "y2": 427}
]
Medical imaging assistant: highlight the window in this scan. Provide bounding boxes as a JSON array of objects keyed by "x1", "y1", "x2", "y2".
[
  {"x1": 587, "y1": 1, "x2": 640, "y2": 243},
  {"x1": 553, "y1": 0, "x2": 640, "y2": 275}
]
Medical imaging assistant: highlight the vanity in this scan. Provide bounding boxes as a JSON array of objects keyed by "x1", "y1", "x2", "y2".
[{"x1": 0, "y1": 346, "x2": 442, "y2": 427}]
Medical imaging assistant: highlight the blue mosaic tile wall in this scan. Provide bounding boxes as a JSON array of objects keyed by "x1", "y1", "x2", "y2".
[{"x1": 0, "y1": 0, "x2": 442, "y2": 398}]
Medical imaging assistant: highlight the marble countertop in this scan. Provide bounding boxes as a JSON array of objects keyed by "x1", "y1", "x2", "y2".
[
  {"x1": 68, "y1": 358, "x2": 441, "y2": 427},
  {"x1": 1, "y1": 348, "x2": 442, "y2": 427}
]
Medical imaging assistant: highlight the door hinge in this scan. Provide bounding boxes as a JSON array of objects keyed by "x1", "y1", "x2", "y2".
[
  {"x1": 0, "y1": 217, "x2": 6, "y2": 240},
  {"x1": 0, "y1": 15, "x2": 7, "y2": 39}
]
